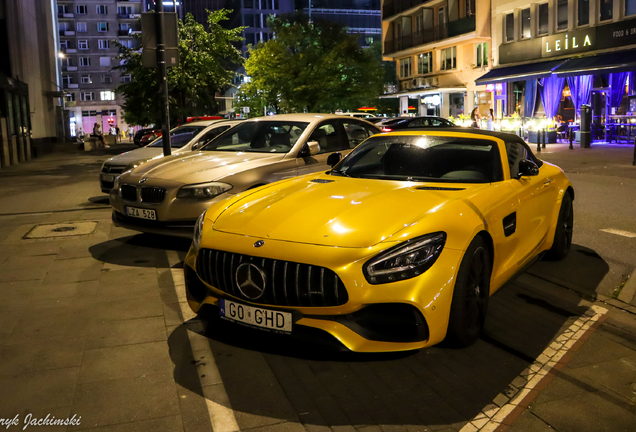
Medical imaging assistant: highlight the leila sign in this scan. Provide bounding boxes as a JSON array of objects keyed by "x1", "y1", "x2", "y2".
[{"x1": 541, "y1": 28, "x2": 596, "y2": 58}]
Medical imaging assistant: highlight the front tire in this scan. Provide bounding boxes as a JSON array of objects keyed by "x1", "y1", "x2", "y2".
[
  {"x1": 544, "y1": 192, "x2": 573, "y2": 261},
  {"x1": 446, "y1": 236, "x2": 491, "y2": 347}
]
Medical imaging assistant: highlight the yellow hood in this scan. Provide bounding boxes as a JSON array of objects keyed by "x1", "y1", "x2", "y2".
[{"x1": 213, "y1": 174, "x2": 486, "y2": 248}]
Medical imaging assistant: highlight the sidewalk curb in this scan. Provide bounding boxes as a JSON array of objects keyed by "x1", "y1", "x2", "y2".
[{"x1": 617, "y1": 269, "x2": 636, "y2": 305}]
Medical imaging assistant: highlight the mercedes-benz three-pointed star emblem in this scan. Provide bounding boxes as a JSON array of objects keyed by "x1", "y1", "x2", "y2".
[
  {"x1": 139, "y1": 178, "x2": 148, "y2": 184},
  {"x1": 235, "y1": 263, "x2": 267, "y2": 300}
]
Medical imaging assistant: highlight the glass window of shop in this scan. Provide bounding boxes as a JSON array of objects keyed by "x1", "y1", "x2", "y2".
[
  {"x1": 521, "y1": 9, "x2": 531, "y2": 39},
  {"x1": 578, "y1": 0, "x2": 589, "y2": 25},
  {"x1": 538, "y1": 3, "x2": 549, "y2": 35},
  {"x1": 600, "y1": 0, "x2": 613, "y2": 21},
  {"x1": 418, "y1": 52, "x2": 432, "y2": 74},
  {"x1": 440, "y1": 47, "x2": 456, "y2": 70},
  {"x1": 557, "y1": 0, "x2": 568, "y2": 30},
  {"x1": 400, "y1": 57, "x2": 412, "y2": 78},
  {"x1": 505, "y1": 13, "x2": 514, "y2": 42},
  {"x1": 626, "y1": 0, "x2": 636, "y2": 16},
  {"x1": 476, "y1": 42, "x2": 488, "y2": 67}
]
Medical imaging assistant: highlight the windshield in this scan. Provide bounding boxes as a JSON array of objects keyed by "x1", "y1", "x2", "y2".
[
  {"x1": 149, "y1": 125, "x2": 206, "y2": 148},
  {"x1": 202, "y1": 121, "x2": 309, "y2": 153},
  {"x1": 331, "y1": 135, "x2": 503, "y2": 183}
]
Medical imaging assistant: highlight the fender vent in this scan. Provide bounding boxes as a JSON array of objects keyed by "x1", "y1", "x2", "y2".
[{"x1": 416, "y1": 186, "x2": 466, "y2": 191}]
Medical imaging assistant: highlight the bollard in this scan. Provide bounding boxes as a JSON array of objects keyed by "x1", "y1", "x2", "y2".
[
  {"x1": 542, "y1": 129, "x2": 547, "y2": 149},
  {"x1": 569, "y1": 127, "x2": 574, "y2": 150},
  {"x1": 537, "y1": 129, "x2": 541, "y2": 153}
]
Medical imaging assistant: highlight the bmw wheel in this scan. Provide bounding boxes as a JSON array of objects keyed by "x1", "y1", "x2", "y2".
[{"x1": 446, "y1": 236, "x2": 491, "y2": 347}]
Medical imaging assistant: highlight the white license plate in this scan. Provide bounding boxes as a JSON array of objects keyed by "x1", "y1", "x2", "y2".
[
  {"x1": 219, "y1": 298, "x2": 292, "y2": 333},
  {"x1": 126, "y1": 206, "x2": 157, "y2": 220},
  {"x1": 101, "y1": 174, "x2": 116, "y2": 182}
]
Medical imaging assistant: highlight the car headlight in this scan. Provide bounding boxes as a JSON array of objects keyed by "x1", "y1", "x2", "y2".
[
  {"x1": 363, "y1": 232, "x2": 446, "y2": 284},
  {"x1": 192, "y1": 211, "x2": 206, "y2": 249},
  {"x1": 176, "y1": 182, "x2": 233, "y2": 199},
  {"x1": 113, "y1": 175, "x2": 121, "y2": 189}
]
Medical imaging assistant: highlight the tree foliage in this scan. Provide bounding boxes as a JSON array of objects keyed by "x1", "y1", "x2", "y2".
[
  {"x1": 115, "y1": 10, "x2": 244, "y2": 126},
  {"x1": 235, "y1": 14, "x2": 385, "y2": 115}
]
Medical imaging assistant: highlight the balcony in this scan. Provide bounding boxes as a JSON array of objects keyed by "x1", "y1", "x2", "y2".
[
  {"x1": 64, "y1": 83, "x2": 79, "y2": 89},
  {"x1": 58, "y1": 13, "x2": 74, "y2": 18},
  {"x1": 118, "y1": 29, "x2": 131, "y2": 36},
  {"x1": 384, "y1": 15, "x2": 476, "y2": 56},
  {"x1": 60, "y1": 30, "x2": 75, "y2": 36},
  {"x1": 382, "y1": 0, "x2": 426, "y2": 20},
  {"x1": 130, "y1": 14, "x2": 141, "y2": 18},
  {"x1": 65, "y1": 100, "x2": 77, "y2": 107},
  {"x1": 65, "y1": 48, "x2": 77, "y2": 53},
  {"x1": 64, "y1": 66, "x2": 78, "y2": 71}
]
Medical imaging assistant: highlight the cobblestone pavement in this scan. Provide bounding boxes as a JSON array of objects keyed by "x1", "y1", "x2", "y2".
[{"x1": 0, "y1": 146, "x2": 635, "y2": 432}]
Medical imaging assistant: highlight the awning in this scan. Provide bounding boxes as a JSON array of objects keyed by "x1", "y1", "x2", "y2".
[
  {"x1": 379, "y1": 86, "x2": 466, "y2": 99},
  {"x1": 554, "y1": 50, "x2": 636, "y2": 77},
  {"x1": 475, "y1": 60, "x2": 567, "y2": 85}
]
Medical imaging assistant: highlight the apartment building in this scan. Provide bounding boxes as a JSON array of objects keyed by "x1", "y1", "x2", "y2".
[
  {"x1": 481, "y1": 0, "x2": 636, "y2": 136},
  {"x1": 380, "y1": 0, "x2": 491, "y2": 118},
  {"x1": 56, "y1": 0, "x2": 144, "y2": 135}
]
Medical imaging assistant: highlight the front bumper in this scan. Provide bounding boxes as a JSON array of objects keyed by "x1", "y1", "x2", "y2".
[
  {"x1": 112, "y1": 211, "x2": 196, "y2": 238},
  {"x1": 184, "y1": 230, "x2": 463, "y2": 352}
]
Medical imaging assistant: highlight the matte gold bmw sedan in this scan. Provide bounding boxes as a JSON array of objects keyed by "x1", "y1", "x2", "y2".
[{"x1": 183, "y1": 130, "x2": 574, "y2": 352}]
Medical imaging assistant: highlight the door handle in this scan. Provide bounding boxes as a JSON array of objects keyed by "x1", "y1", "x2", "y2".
[{"x1": 543, "y1": 178, "x2": 553, "y2": 187}]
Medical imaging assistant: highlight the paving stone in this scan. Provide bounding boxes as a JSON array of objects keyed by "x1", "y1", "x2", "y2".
[
  {"x1": 566, "y1": 331, "x2": 636, "y2": 369},
  {"x1": 0, "y1": 367, "x2": 79, "y2": 413},
  {"x1": 78, "y1": 341, "x2": 173, "y2": 383},
  {"x1": 33, "y1": 280, "x2": 99, "y2": 300},
  {"x1": 71, "y1": 374, "x2": 180, "y2": 430},
  {"x1": 91, "y1": 295, "x2": 164, "y2": 322},
  {"x1": 0, "y1": 265, "x2": 49, "y2": 282},
  {"x1": 96, "y1": 268, "x2": 161, "y2": 300},
  {"x1": 0, "y1": 310, "x2": 22, "y2": 334},
  {"x1": 72, "y1": 415, "x2": 185, "y2": 432},
  {"x1": 5, "y1": 306, "x2": 90, "y2": 344},
  {"x1": 0, "y1": 254, "x2": 56, "y2": 270},
  {"x1": 0, "y1": 280, "x2": 39, "y2": 311},
  {"x1": 241, "y1": 421, "x2": 307, "y2": 432},
  {"x1": 86, "y1": 316, "x2": 167, "y2": 350},
  {"x1": 0, "y1": 337, "x2": 84, "y2": 377}
]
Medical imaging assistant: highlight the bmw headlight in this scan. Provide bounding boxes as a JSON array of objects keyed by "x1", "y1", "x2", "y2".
[
  {"x1": 177, "y1": 182, "x2": 233, "y2": 199},
  {"x1": 363, "y1": 232, "x2": 446, "y2": 284},
  {"x1": 192, "y1": 211, "x2": 206, "y2": 249},
  {"x1": 113, "y1": 175, "x2": 121, "y2": 189}
]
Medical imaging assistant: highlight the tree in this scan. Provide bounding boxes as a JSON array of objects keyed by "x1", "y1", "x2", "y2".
[
  {"x1": 235, "y1": 14, "x2": 385, "y2": 115},
  {"x1": 115, "y1": 10, "x2": 244, "y2": 126}
]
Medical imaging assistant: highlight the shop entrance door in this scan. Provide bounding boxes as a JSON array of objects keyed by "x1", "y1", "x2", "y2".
[{"x1": 591, "y1": 90, "x2": 607, "y2": 142}]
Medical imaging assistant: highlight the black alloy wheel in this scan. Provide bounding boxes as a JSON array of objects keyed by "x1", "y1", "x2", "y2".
[
  {"x1": 545, "y1": 192, "x2": 574, "y2": 261},
  {"x1": 446, "y1": 236, "x2": 491, "y2": 347}
]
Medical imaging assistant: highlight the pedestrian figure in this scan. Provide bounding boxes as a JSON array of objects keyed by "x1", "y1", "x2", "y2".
[
  {"x1": 92, "y1": 123, "x2": 108, "y2": 148},
  {"x1": 115, "y1": 125, "x2": 121, "y2": 143},
  {"x1": 471, "y1": 107, "x2": 481, "y2": 129},
  {"x1": 127, "y1": 126, "x2": 134, "y2": 143},
  {"x1": 77, "y1": 128, "x2": 85, "y2": 142},
  {"x1": 400, "y1": 110, "x2": 409, "y2": 117},
  {"x1": 487, "y1": 108, "x2": 494, "y2": 131}
]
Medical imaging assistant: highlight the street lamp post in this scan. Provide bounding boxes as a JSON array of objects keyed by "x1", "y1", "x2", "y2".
[
  {"x1": 57, "y1": 52, "x2": 67, "y2": 143},
  {"x1": 155, "y1": 0, "x2": 171, "y2": 156}
]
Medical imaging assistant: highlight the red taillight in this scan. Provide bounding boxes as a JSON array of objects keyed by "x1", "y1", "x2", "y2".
[{"x1": 382, "y1": 127, "x2": 393, "y2": 132}]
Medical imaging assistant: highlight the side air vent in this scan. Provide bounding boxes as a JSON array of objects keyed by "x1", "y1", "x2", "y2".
[{"x1": 416, "y1": 186, "x2": 466, "y2": 191}]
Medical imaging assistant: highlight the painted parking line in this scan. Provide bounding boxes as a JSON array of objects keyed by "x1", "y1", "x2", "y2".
[
  {"x1": 600, "y1": 228, "x2": 636, "y2": 238},
  {"x1": 459, "y1": 304, "x2": 609, "y2": 432},
  {"x1": 166, "y1": 250, "x2": 241, "y2": 432}
]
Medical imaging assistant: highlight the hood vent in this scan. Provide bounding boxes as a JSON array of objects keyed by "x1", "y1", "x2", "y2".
[
  {"x1": 310, "y1": 179, "x2": 335, "y2": 184},
  {"x1": 416, "y1": 186, "x2": 466, "y2": 191}
]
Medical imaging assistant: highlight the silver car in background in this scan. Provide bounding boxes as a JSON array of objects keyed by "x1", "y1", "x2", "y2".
[
  {"x1": 99, "y1": 120, "x2": 241, "y2": 193},
  {"x1": 109, "y1": 113, "x2": 380, "y2": 237}
]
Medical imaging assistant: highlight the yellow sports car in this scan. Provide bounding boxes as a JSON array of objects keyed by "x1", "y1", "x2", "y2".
[{"x1": 183, "y1": 130, "x2": 574, "y2": 352}]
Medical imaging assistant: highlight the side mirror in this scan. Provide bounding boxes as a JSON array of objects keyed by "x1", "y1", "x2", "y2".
[
  {"x1": 307, "y1": 141, "x2": 321, "y2": 156},
  {"x1": 517, "y1": 159, "x2": 539, "y2": 179},
  {"x1": 191, "y1": 142, "x2": 199, "y2": 151},
  {"x1": 327, "y1": 152, "x2": 342, "y2": 168}
]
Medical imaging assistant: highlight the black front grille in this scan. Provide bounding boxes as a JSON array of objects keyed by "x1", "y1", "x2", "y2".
[
  {"x1": 196, "y1": 249, "x2": 348, "y2": 307},
  {"x1": 141, "y1": 187, "x2": 166, "y2": 203},
  {"x1": 121, "y1": 185, "x2": 137, "y2": 202}
]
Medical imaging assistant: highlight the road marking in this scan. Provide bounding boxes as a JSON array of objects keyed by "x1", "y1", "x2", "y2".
[
  {"x1": 600, "y1": 228, "x2": 636, "y2": 238},
  {"x1": 459, "y1": 304, "x2": 608, "y2": 432},
  {"x1": 166, "y1": 250, "x2": 240, "y2": 432}
]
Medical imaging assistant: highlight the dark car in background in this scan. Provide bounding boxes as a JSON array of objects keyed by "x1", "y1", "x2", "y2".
[
  {"x1": 133, "y1": 127, "x2": 159, "y2": 147},
  {"x1": 378, "y1": 116, "x2": 455, "y2": 132}
]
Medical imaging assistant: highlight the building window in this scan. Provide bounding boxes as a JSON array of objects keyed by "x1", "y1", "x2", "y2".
[
  {"x1": 78, "y1": 40, "x2": 89, "y2": 50},
  {"x1": 121, "y1": 74, "x2": 132, "y2": 83},
  {"x1": 117, "y1": 6, "x2": 132, "y2": 15},
  {"x1": 81, "y1": 75, "x2": 92, "y2": 84},
  {"x1": 60, "y1": 40, "x2": 68, "y2": 50},
  {"x1": 538, "y1": 4, "x2": 549, "y2": 35},
  {"x1": 578, "y1": 0, "x2": 590, "y2": 25},
  {"x1": 58, "y1": 5, "x2": 70, "y2": 14},
  {"x1": 600, "y1": 0, "x2": 613, "y2": 21},
  {"x1": 415, "y1": 15, "x2": 423, "y2": 34},
  {"x1": 80, "y1": 92, "x2": 94, "y2": 101},
  {"x1": 79, "y1": 57, "x2": 90, "y2": 66},
  {"x1": 77, "y1": 22, "x2": 87, "y2": 32},
  {"x1": 557, "y1": 0, "x2": 568, "y2": 30},
  {"x1": 476, "y1": 42, "x2": 488, "y2": 67},
  {"x1": 101, "y1": 74, "x2": 112, "y2": 84},
  {"x1": 119, "y1": 39, "x2": 133, "y2": 48},
  {"x1": 417, "y1": 52, "x2": 432, "y2": 74},
  {"x1": 628, "y1": 0, "x2": 636, "y2": 15},
  {"x1": 466, "y1": 0, "x2": 475, "y2": 16},
  {"x1": 244, "y1": 14, "x2": 255, "y2": 27},
  {"x1": 99, "y1": 57, "x2": 111, "y2": 67},
  {"x1": 120, "y1": 23, "x2": 131, "y2": 31},
  {"x1": 64, "y1": 93, "x2": 75, "y2": 102},
  {"x1": 98, "y1": 40, "x2": 110, "y2": 49},
  {"x1": 244, "y1": 0, "x2": 254, "y2": 8},
  {"x1": 62, "y1": 75, "x2": 71, "y2": 86},
  {"x1": 96, "y1": 5, "x2": 108, "y2": 14},
  {"x1": 440, "y1": 46, "x2": 456, "y2": 70},
  {"x1": 76, "y1": 5, "x2": 87, "y2": 14},
  {"x1": 521, "y1": 8, "x2": 531, "y2": 38},
  {"x1": 399, "y1": 57, "x2": 412, "y2": 78},
  {"x1": 100, "y1": 91, "x2": 115, "y2": 101},
  {"x1": 97, "y1": 22, "x2": 109, "y2": 32},
  {"x1": 505, "y1": 13, "x2": 514, "y2": 42}
]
